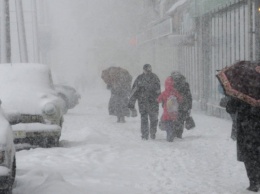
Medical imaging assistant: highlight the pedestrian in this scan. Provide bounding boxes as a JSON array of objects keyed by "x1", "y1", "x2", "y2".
[
  {"x1": 128, "y1": 64, "x2": 161, "y2": 140},
  {"x1": 101, "y1": 67, "x2": 132, "y2": 123},
  {"x1": 157, "y1": 76, "x2": 183, "y2": 142},
  {"x1": 226, "y1": 97, "x2": 260, "y2": 192},
  {"x1": 170, "y1": 71, "x2": 192, "y2": 138},
  {"x1": 219, "y1": 96, "x2": 237, "y2": 140}
]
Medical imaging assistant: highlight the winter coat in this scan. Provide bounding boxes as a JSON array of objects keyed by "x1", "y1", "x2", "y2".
[
  {"x1": 171, "y1": 72, "x2": 192, "y2": 121},
  {"x1": 157, "y1": 77, "x2": 183, "y2": 121},
  {"x1": 108, "y1": 80, "x2": 131, "y2": 117},
  {"x1": 128, "y1": 72, "x2": 161, "y2": 114},
  {"x1": 219, "y1": 95, "x2": 237, "y2": 140},
  {"x1": 226, "y1": 97, "x2": 260, "y2": 162}
]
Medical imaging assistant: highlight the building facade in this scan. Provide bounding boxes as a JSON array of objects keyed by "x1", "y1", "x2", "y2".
[
  {"x1": 137, "y1": 0, "x2": 260, "y2": 118},
  {"x1": 0, "y1": 0, "x2": 48, "y2": 64}
]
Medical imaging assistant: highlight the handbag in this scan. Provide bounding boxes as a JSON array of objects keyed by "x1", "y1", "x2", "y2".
[
  {"x1": 219, "y1": 96, "x2": 230, "y2": 108},
  {"x1": 130, "y1": 108, "x2": 137, "y2": 117},
  {"x1": 185, "y1": 116, "x2": 195, "y2": 130}
]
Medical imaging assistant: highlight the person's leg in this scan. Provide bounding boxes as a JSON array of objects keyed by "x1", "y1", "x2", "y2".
[
  {"x1": 176, "y1": 121, "x2": 184, "y2": 138},
  {"x1": 244, "y1": 160, "x2": 259, "y2": 192},
  {"x1": 141, "y1": 112, "x2": 149, "y2": 140},
  {"x1": 230, "y1": 113, "x2": 237, "y2": 140},
  {"x1": 117, "y1": 116, "x2": 120, "y2": 123},
  {"x1": 149, "y1": 111, "x2": 159, "y2": 139},
  {"x1": 166, "y1": 121, "x2": 175, "y2": 142}
]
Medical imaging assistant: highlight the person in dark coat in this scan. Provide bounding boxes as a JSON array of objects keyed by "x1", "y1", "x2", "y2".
[
  {"x1": 170, "y1": 71, "x2": 192, "y2": 138},
  {"x1": 219, "y1": 96, "x2": 238, "y2": 140},
  {"x1": 218, "y1": 83, "x2": 237, "y2": 140},
  {"x1": 107, "y1": 81, "x2": 131, "y2": 123},
  {"x1": 128, "y1": 64, "x2": 161, "y2": 140},
  {"x1": 226, "y1": 97, "x2": 260, "y2": 192},
  {"x1": 103, "y1": 67, "x2": 132, "y2": 123}
]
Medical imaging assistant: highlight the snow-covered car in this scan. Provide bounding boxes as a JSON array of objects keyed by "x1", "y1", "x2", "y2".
[
  {"x1": 0, "y1": 63, "x2": 64, "y2": 148},
  {"x1": 0, "y1": 103, "x2": 16, "y2": 194},
  {"x1": 54, "y1": 84, "x2": 81, "y2": 113}
]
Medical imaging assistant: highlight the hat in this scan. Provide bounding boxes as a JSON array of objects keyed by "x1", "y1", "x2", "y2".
[
  {"x1": 143, "y1": 64, "x2": 152, "y2": 72},
  {"x1": 171, "y1": 71, "x2": 185, "y2": 82}
]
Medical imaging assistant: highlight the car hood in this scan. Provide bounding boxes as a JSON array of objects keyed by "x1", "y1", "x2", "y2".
[
  {"x1": 0, "y1": 88, "x2": 62, "y2": 115},
  {"x1": 0, "y1": 63, "x2": 64, "y2": 115}
]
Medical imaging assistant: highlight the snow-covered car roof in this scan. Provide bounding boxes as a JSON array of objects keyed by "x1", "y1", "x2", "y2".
[{"x1": 0, "y1": 63, "x2": 60, "y2": 115}]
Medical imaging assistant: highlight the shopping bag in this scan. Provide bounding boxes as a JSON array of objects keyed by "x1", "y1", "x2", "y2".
[
  {"x1": 130, "y1": 108, "x2": 138, "y2": 117},
  {"x1": 185, "y1": 116, "x2": 195, "y2": 130}
]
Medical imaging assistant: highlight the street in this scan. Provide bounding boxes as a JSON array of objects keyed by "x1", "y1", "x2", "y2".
[{"x1": 12, "y1": 89, "x2": 250, "y2": 194}]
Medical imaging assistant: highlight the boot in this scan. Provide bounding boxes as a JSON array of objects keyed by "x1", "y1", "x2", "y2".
[
  {"x1": 247, "y1": 183, "x2": 259, "y2": 192},
  {"x1": 150, "y1": 134, "x2": 156, "y2": 140},
  {"x1": 141, "y1": 134, "x2": 148, "y2": 140},
  {"x1": 117, "y1": 116, "x2": 120, "y2": 123},
  {"x1": 119, "y1": 116, "x2": 125, "y2": 123}
]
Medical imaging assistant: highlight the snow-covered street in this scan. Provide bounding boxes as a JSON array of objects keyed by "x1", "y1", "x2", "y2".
[{"x1": 13, "y1": 89, "x2": 251, "y2": 194}]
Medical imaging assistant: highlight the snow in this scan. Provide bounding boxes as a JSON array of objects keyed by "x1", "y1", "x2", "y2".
[
  {"x1": 0, "y1": 63, "x2": 60, "y2": 115},
  {"x1": 166, "y1": 0, "x2": 187, "y2": 15},
  {"x1": 12, "y1": 88, "x2": 251, "y2": 194},
  {"x1": 0, "y1": 108, "x2": 10, "y2": 144},
  {"x1": 0, "y1": 166, "x2": 10, "y2": 176}
]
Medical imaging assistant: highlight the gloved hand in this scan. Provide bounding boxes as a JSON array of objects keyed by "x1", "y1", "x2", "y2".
[
  {"x1": 106, "y1": 84, "x2": 112, "y2": 90},
  {"x1": 128, "y1": 103, "x2": 134, "y2": 109}
]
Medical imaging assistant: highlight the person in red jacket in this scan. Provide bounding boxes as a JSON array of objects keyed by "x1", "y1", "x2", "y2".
[{"x1": 157, "y1": 76, "x2": 183, "y2": 142}]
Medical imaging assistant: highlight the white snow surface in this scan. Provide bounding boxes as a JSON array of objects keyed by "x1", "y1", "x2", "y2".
[
  {"x1": 0, "y1": 108, "x2": 11, "y2": 145},
  {"x1": 12, "y1": 89, "x2": 251, "y2": 194},
  {"x1": 0, "y1": 63, "x2": 59, "y2": 115}
]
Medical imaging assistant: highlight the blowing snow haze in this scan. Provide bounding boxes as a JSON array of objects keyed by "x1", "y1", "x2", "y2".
[{"x1": 46, "y1": 0, "x2": 142, "y2": 90}]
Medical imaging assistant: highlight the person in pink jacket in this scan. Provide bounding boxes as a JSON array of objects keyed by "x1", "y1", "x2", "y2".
[{"x1": 157, "y1": 76, "x2": 183, "y2": 142}]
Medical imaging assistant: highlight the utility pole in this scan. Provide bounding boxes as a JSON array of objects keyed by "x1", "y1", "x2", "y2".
[
  {"x1": 15, "y1": 0, "x2": 28, "y2": 62},
  {"x1": 1, "y1": 0, "x2": 11, "y2": 63},
  {"x1": 32, "y1": 0, "x2": 40, "y2": 63}
]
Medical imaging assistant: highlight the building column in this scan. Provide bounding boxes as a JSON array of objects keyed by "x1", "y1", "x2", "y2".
[
  {"x1": 255, "y1": 0, "x2": 260, "y2": 61},
  {"x1": 1, "y1": 0, "x2": 11, "y2": 63}
]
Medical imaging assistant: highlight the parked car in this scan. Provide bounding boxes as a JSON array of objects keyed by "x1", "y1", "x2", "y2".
[
  {"x1": 54, "y1": 84, "x2": 81, "y2": 113},
  {"x1": 0, "y1": 101, "x2": 16, "y2": 194},
  {"x1": 0, "y1": 63, "x2": 64, "y2": 148}
]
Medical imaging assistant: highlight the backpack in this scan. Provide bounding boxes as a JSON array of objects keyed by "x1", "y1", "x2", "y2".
[{"x1": 166, "y1": 95, "x2": 179, "y2": 115}]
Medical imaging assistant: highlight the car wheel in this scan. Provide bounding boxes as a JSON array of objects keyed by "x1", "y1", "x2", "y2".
[
  {"x1": 0, "y1": 159, "x2": 15, "y2": 194},
  {"x1": 47, "y1": 137, "x2": 59, "y2": 147},
  {"x1": 39, "y1": 137, "x2": 48, "y2": 148}
]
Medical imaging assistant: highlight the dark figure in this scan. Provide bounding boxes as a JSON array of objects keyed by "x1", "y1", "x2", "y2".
[
  {"x1": 102, "y1": 67, "x2": 132, "y2": 123},
  {"x1": 128, "y1": 64, "x2": 161, "y2": 140},
  {"x1": 219, "y1": 95, "x2": 237, "y2": 140},
  {"x1": 107, "y1": 81, "x2": 131, "y2": 123},
  {"x1": 170, "y1": 72, "x2": 192, "y2": 138},
  {"x1": 157, "y1": 76, "x2": 183, "y2": 142},
  {"x1": 226, "y1": 98, "x2": 260, "y2": 192}
]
